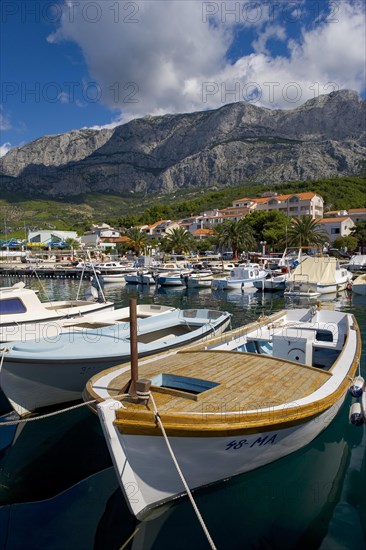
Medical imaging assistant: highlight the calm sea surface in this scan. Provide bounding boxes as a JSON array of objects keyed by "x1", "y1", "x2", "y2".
[{"x1": 0, "y1": 277, "x2": 365, "y2": 550}]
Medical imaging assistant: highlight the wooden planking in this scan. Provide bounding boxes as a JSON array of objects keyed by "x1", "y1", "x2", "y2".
[{"x1": 108, "y1": 350, "x2": 330, "y2": 414}]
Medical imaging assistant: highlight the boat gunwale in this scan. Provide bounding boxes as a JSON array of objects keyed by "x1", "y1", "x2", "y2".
[{"x1": 109, "y1": 314, "x2": 361, "y2": 436}]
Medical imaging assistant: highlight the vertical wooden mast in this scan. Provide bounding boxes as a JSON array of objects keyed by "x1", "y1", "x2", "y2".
[{"x1": 129, "y1": 297, "x2": 138, "y2": 396}]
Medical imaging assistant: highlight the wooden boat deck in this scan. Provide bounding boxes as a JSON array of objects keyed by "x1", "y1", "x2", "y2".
[
  {"x1": 109, "y1": 351, "x2": 331, "y2": 413},
  {"x1": 99, "y1": 350, "x2": 348, "y2": 436},
  {"x1": 84, "y1": 310, "x2": 360, "y2": 436}
]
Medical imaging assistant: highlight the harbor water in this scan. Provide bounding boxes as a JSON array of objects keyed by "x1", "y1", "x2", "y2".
[{"x1": 0, "y1": 277, "x2": 365, "y2": 550}]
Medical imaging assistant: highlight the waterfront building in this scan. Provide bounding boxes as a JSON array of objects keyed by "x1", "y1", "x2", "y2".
[
  {"x1": 232, "y1": 192, "x2": 324, "y2": 219},
  {"x1": 317, "y1": 216, "x2": 355, "y2": 242}
]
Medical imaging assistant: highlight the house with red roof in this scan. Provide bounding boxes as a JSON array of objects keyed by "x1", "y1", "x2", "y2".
[
  {"x1": 317, "y1": 216, "x2": 355, "y2": 242},
  {"x1": 232, "y1": 192, "x2": 324, "y2": 219}
]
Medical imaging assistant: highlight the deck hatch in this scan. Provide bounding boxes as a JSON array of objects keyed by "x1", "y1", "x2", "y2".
[{"x1": 151, "y1": 373, "x2": 219, "y2": 395}]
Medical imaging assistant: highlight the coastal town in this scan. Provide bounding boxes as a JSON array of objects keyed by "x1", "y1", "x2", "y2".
[{"x1": 1, "y1": 190, "x2": 366, "y2": 263}]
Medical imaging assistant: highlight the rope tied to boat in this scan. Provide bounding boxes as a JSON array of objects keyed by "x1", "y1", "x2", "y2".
[
  {"x1": 0, "y1": 392, "x2": 132, "y2": 426},
  {"x1": 0, "y1": 398, "x2": 97, "y2": 426},
  {"x1": 149, "y1": 392, "x2": 217, "y2": 550},
  {"x1": 0, "y1": 346, "x2": 10, "y2": 373}
]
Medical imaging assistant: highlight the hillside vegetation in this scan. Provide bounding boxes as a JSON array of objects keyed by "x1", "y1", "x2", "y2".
[{"x1": 0, "y1": 176, "x2": 365, "y2": 237}]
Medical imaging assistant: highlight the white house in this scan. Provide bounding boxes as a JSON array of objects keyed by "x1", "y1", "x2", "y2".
[{"x1": 317, "y1": 216, "x2": 355, "y2": 242}]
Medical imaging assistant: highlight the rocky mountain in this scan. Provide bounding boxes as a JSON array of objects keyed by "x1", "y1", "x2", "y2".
[{"x1": 1, "y1": 90, "x2": 365, "y2": 198}]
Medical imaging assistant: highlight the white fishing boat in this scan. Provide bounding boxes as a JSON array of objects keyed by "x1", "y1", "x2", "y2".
[
  {"x1": 183, "y1": 271, "x2": 213, "y2": 288},
  {"x1": 124, "y1": 271, "x2": 156, "y2": 285},
  {"x1": 253, "y1": 271, "x2": 289, "y2": 291},
  {"x1": 0, "y1": 308, "x2": 231, "y2": 416},
  {"x1": 211, "y1": 263, "x2": 267, "y2": 290},
  {"x1": 0, "y1": 303, "x2": 176, "y2": 343},
  {"x1": 85, "y1": 306, "x2": 361, "y2": 520},
  {"x1": 351, "y1": 274, "x2": 366, "y2": 296},
  {"x1": 347, "y1": 254, "x2": 366, "y2": 273},
  {"x1": 155, "y1": 262, "x2": 192, "y2": 273},
  {"x1": 94, "y1": 261, "x2": 136, "y2": 274},
  {"x1": 100, "y1": 273, "x2": 127, "y2": 284},
  {"x1": 205, "y1": 261, "x2": 236, "y2": 273},
  {"x1": 284, "y1": 257, "x2": 353, "y2": 296},
  {"x1": 0, "y1": 282, "x2": 114, "y2": 331},
  {"x1": 155, "y1": 271, "x2": 191, "y2": 287}
]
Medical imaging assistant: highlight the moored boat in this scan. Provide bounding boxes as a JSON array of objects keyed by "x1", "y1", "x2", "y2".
[
  {"x1": 347, "y1": 254, "x2": 366, "y2": 273},
  {"x1": 0, "y1": 303, "x2": 176, "y2": 343},
  {"x1": 100, "y1": 273, "x2": 127, "y2": 284},
  {"x1": 211, "y1": 263, "x2": 267, "y2": 290},
  {"x1": 0, "y1": 282, "x2": 114, "y2": 331},
  {"x1": 155, "y1": 271, "x2": 191, "y2": 287},
  {"x1": 86, "y1": 306, "x2": 361, "y2": 520},
  {"x1": 284, "y1": 257, "x2": 353, "y2": 296},
  {"x1": 253, "y1": 271, "x2": 289, "y2": 291},
  {"x1": 0, "y1": 308, "x2": 231, "y2": 416},
  {"x1": 351, "y1": 274, "x2": 366, "y2": 296},
  {"x1": 124, "y1": 271, "x2": 156, "y2": 285},
  {"x1": 183, "y1": 271, "x2": 214, "y2": 288}
]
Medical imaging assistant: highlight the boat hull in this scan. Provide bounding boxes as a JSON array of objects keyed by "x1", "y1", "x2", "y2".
[
  {"x1": 285, "y1": 281, "x2": 348, "y2": 296},
  {"x1": 352, "y1": 284, "x2": 366, "y2": 296},
  {"x1": 101, "y1": 274, "x2": 126, "y2": 284},
  {"x1": 98, "y1": 393, "x2": 346, "y2": 520},
  {"x1": 125, "y1": 274, "x2": 155, "y2": 285},
  {"x1": 0, "y1": 315, "x2": 231, "y2": 416},
  {"x1": 185, "y1": 278, "x2": 213, "y2": 288},
  {"x1": 156, "y1": 277, "x2": 185, "y2": 287},
  {"x1": 351, "y1": 275, "x2": 366, "y2": 295}
]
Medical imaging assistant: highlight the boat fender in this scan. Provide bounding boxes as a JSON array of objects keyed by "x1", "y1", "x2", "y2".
[
  {"x1": 361, "y1": 389, "x2": 366, "y2": 422},
  {"x1": 349, "y1": 402, "x2": 364, "y2": 426},
  {"x1": 348, "y1": 375, "x2": 365, "y2": 398}
]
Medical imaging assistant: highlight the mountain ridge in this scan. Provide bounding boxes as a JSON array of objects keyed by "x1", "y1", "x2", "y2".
[{"x1": 1, "y1": 89, "x2": 365, "y2": 198}]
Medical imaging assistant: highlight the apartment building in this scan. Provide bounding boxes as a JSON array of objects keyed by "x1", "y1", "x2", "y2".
[{"x1": 232, "y1": 192, "x2": 324, "y2": 219}]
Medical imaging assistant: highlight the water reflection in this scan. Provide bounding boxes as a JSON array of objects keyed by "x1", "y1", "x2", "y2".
[
  {"x1": 0, "y1": 407, "x2": 110, "y2": 505},
  {"x1": 0, "y1": 277, "x2": 365, "y2": 550},
  {"x1": 1, "y1": 400, "x2": 358, "y2": 550}
]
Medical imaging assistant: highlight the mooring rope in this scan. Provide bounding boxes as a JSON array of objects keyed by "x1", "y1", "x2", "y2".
[
  {"x1": 120, "y1": 526, "x2": 141, "y2": 550},
  {"x1": 0, "y1": 392, "x2": 131, "y2": 426},
  {"x1": 0, "y1": 398, "x2": 98, "y2": 426},
  {"x1": 0, "y1": 346, "x2": 9, "y2": 373},
  {"x1": 149, "y1": 393, "x2": 217, "y2": 550}
]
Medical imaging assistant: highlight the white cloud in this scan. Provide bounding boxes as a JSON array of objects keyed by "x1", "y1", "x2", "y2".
[
  {"x1": 0, "y1": 142, "x2": 12, "y2": 157},
  {"x1": 58, "y1": 91, "x2": 70, "y2": 104},
  {"x1": 251, "y1": 25, "x2": 287, "y2": 55},
  {"x1": 49, "y1": 0, "x2": 366, "y2": 124},
  {"x1": 0, "y1": 108, "x2": 11, "y2": 131}
]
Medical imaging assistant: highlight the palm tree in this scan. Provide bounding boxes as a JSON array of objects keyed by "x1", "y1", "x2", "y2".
[
  {"x1": 214, "y1": 220, "x2": 256, "y2": 259},
  {"x1": 125, "y1": 228, "x2": 148, "y2": 255},
  {"x1": 287, "y1": 216, "x2": 327, "y2": 248},
  {"x1": 161, "y1": 227, "x2": 195, "y2": 254},
  {"x1": 65, "y1": 238, "x2": 80, "y2": 250}
]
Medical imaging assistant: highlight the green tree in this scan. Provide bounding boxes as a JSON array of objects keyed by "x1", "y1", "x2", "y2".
[
  {"x1": 160, "y1": 228, "x2": 195, "y2": 254},
  {"x1": 65, "y1": 238, "x2": 81, "y2": 250},
  {"x1": 214, "y1": 220, "x2": 256, "y2": 259},
  {"x1": 332, "y1": 235, "x2": 358, "y2": 251},
  {"x1": 245, "y1": 210, "x2": 289, "y2": 249},
  {"x1": 287, "y1": 216, "x2": 327, "y2": 248},
  {"x1": 125, "y1": 228, "x2": 148, "y2": 255},
  {"x1": 351, "y1": 220, "x2": 366, "y2": 251}
]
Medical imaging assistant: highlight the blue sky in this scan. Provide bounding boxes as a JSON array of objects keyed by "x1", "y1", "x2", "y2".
[{"x1": 1, "y1": 0, "x2": 365, "y2": 156}]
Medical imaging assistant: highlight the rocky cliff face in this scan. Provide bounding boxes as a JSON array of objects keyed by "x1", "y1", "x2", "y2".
[{"x1": 1, "y1": 90, "x2": 365, "y2": 197}]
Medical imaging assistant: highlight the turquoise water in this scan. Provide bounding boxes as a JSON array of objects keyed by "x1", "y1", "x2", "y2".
[{"x1": 0, "y1": 278, "x2": 365, "y2": 549}]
